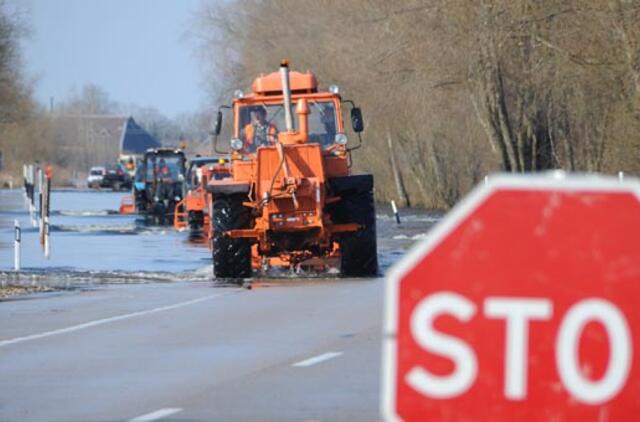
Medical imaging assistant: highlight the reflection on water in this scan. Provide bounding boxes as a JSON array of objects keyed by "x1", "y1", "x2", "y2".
[
  {"x1": 0, "y1": 188, "x2": 442, "y2": 278},
  {"x1": 0, "y1": 189, "x2": 211, "y2": 274}
]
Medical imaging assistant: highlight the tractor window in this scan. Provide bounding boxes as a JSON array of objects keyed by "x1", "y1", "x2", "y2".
[
  {"x1": 146, "y1": 156, "x2": 184, "y2": 182},
  {"x1": 239, "y1": 101, "x2": 338, "y2": 152},
  {"x1": 187, "y1": 159, "x2": 218, "y2": 187},
  {"x1": 308, "y1": 102, "x2": 337, "y2": 147},
  {"x1": 135, "y1": 165, "x2": 144, "y2": 182},
  {"x1": 239, "y1": 105, "x2": 282, "y2": 153}
]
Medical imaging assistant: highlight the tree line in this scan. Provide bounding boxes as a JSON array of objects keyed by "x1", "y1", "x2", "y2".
[
  {"x1": 194, "y1": 0, "x2": 640, "y2": 209},
  {"x1": 0, "y1": 1, "x2": 47, "y2": 184}
]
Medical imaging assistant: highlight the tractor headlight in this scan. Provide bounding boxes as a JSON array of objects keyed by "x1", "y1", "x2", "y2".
[
  {"x1": 233, "y1": 89, "x2": 244, "y2": 99},
  {"x1": 334, "y1": 133, "x2": 348, "y2": 145},
  {"x1": 230, "y1": 138, "x2": 243, "y2": 151},
  {"x1": 329, "y1": 84, "x2": 340, "y2": 94}
]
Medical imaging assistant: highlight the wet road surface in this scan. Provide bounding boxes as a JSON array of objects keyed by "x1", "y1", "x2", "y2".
[{"x1": 1, "y1": 280, "x2": 382, "y2": 421}]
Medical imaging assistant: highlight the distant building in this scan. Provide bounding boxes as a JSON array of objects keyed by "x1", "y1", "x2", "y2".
[
  {"x1": 50, "y1": 114, "x2": 160, "y2": 171},
  {"x1": 119, "y1": 117, "x2": 162, "y2": 163}
]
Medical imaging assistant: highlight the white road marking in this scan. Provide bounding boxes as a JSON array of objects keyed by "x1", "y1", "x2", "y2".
[
  {"x1": 292, "y1": 352, "x2": 343, "y2": 367},
  {"x1": 0, "y1": 292, "x2": 236, "y2": 348},
  {"x1": 129, "y1": 407, "x2": 182, "y2": 421}
]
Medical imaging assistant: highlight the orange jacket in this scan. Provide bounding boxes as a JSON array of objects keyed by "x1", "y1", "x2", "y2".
[{"x1": 243, "y1": 122, "x2": 277, "y2": 150}]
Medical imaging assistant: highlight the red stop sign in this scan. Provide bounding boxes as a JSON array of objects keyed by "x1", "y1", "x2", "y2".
[{"x1": 382, "y1": 175, "x2": 640, "y2": 421}]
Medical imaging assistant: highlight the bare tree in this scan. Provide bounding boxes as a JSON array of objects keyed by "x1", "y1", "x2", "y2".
[{"x1": 192, "y1": 0, "x2": 640, "y2": 208}]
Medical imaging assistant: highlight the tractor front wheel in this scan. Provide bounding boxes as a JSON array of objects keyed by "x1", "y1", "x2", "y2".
[{"x1": 212, "y1": 195, "x2": 252, "y2": 280}]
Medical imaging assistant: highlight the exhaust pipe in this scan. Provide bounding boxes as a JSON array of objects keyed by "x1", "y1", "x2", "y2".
[{"x1": 280, "y1": 59, "x2": 294, "y2": 132}]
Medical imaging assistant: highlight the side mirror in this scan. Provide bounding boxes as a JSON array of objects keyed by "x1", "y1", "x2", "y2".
[
  {"x1": 214, "y1": 111, "x2": 222, "y2": 135},
  {"x1": 351, "y1": 107, "x2": 364, "y2": 133}
]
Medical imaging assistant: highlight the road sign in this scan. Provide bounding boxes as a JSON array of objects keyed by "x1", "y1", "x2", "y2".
[{"x1": 382, "y1": 174, "x2": 640, "y2": 421}]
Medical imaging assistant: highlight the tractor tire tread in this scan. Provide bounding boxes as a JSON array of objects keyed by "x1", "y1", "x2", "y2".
[
  {"x1": 212, "y1": 195, "x2": 252, "y2": 279},
  {"x1": 337, "y1": 188, "x2": 378, "y2": 277}
]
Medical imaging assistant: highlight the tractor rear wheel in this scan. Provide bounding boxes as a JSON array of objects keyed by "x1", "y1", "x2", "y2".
[
  {"x1": 338, "y1": 188, "x2": 378, "y2": 277},
  {"x1": 212, "y1": 195, "x2": 252, "y2": 280}
]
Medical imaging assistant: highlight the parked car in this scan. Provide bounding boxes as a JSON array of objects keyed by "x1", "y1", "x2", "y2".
[
  {"x1": 87, "y1": 166, "x2": 106, "y2": 189},
  {"x1": 102, "y1": 163, "x2": 132, "y2": 191}
]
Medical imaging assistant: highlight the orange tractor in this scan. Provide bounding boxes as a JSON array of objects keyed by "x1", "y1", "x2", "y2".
[
  {"x1": 174, "y1": 156, "x2": 230, "y2": 239},
  {"x1": 209, "y1": 60, "x2": 377, "y2": 278}
]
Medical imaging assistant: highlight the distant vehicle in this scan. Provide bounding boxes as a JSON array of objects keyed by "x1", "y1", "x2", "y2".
[
  {"x1": 87, "y1": 166, "x2": 106, "y2": 189},
  {"x1": 133, "y1": 148, "x2": 186, "y2": 224},
  {"x1": 102, "y1": 164, "x2": 132, "y2": 191},
  {"x1": 185, "y1": 156, "x2": 230, "y2": 188},
  {"x1": 174, "y1": 156, "x2": 231, "y2": 234}
]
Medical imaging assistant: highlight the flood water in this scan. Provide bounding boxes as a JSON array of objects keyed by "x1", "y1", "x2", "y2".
[{"x1": 0, "y1": 188, "x2": 441, "y2": 280}]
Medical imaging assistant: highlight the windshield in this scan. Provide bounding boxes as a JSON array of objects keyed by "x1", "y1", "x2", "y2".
[
  {"x1": 239, "y1": 101, "x2": 337, "y2": 153},
  {"x1": 187, "y1": 159, "x2": 218, "y2": 179},
  {"x1": 145, "y1": 155, "x2": 183, "y2": 182},
  {"x1": 187, "y1": 159, "x2": 220, "y2": 187}
]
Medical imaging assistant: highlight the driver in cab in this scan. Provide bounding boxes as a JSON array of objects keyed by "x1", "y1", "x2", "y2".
[
  {"x1": 242, "y1": 106, "x2": 278, "y2": 152},
  {"x1": 157, "y1": 158, "x2": 172, "y2": 182}
]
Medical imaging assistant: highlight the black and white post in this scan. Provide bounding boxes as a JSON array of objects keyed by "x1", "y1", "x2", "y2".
[
  {"x1": 37, "y1": 166, "x2": 43, "y2": 232},
  {"x1": 391, "y1": 200, "x2": 401, "y2": 225},
  {"x1": 44, "y1": 216, "x2": 50, "y2": 259},
  {"x1": 41, "y1": 170, "x2": 51, "y2": 257},
  {"x1": 14, "y1": 219, "x2": 21, "y2": 271}
]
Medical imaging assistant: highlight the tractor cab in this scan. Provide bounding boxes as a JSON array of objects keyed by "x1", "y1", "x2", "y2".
[
  {"x1": 217, "y1": 68, "x2": 356, "y2": 160},
  {"x1": 186, "y1": 156, "x2": 230, "y2": 188},
  {"x1": 138, "y1": 148, "x2": 186, "y2": 224}
]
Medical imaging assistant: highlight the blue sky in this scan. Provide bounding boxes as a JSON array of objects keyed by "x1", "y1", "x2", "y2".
[{"x1": 22, "y1": 0, "x2": 205, "y2": 118}]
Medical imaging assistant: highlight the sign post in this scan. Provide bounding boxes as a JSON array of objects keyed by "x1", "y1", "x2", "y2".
[{"x1": 382, "y1": 174, "x2": 640, "y2": 421}]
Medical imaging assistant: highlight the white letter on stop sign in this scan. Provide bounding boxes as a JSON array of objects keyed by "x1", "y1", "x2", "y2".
[
  {"x1": 484, "y1": 297, "x2": 553, "y2": 400},
  {"x1": 407, "y1": 292, "x2": 477, "y2": 399},
  {"x1": 556, "y1": 298, "x2": 632, "y2": 404}
]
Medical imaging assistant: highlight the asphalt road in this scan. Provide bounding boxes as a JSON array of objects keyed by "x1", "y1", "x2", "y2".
[{"x1": 0, "y1": 278, "x2": 384, "y2": 421}]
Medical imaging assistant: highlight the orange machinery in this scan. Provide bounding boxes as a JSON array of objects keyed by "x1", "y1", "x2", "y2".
[
  {"x1": 174, "y1": 157, "x2": 230, "y2": 238},
  {"x1": 208, "y1": 60, "x2": 377, "y2": 279}
]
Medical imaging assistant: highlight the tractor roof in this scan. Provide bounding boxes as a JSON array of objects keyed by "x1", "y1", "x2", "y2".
[
  {"x1": 189, "y1": 156, "x2": 225, "y2": 165},
  {"x1": 252, "y1": 70, "x2": 318, "y2": 95},
  {"x1": 145, "y1": 147, "x2": 184, "y2": 156}
]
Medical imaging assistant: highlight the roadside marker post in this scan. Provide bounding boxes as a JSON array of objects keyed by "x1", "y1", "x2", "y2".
[
  {"x1": 382, "y1": 174, "x2": 640, "y2": 421},
  {"x1": 42, "y1": 166, "x2": 52, "y2": 258},
  {"x1": 37, "y1": 166, "x2": 43, "y2": 232},
  {"x1": 14, "y1": 220, "x2": 21, "y2": 271},
  {"x1": 44, "y1": 216, "x2": 50, "y2": 259},
  {"x1": 391, "y1": 200, "x2": 401, "y2": 224}
]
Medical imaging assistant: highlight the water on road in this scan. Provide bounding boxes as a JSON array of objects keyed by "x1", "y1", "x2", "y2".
[{"x1": 0, "y1": 188, "x2": 441, "y2": 281}]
